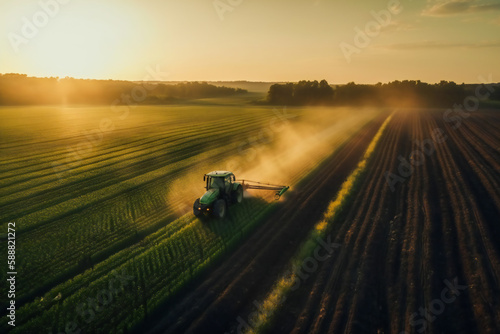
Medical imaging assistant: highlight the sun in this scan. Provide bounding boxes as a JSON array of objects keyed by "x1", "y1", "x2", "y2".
[{"x1": 24, "y1": 1, "x2": 139, "y2": 79}]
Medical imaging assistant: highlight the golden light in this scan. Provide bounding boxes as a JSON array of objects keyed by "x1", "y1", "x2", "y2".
[{"x1": 27, "y1": 1, "x2": 140, "y2": 79}]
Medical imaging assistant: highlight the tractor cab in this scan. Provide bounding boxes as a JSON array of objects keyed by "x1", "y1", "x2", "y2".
[
  {"x1": 194, "y1": 171, "x2": 241, "y2": 219},
  {"x1": 205, "y1": 171, "x2": 235, "y2": 195}
]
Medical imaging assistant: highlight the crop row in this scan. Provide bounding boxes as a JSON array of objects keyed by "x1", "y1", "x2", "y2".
[
  {"x1": 0, "y1": 110, "x2": 275, "y2": 219},
  {"x1": 0, "y1": 108, "x2": 272, "y2": 185},
  {"x1": 4, "y1": 196, "x2": 275, "y2": 333},
  {"x1": 0, "y1": 106, "x2": 380, "y2": 330},
  {"x1": 6, "y1": 107, "x2": 378, "y2": 303},
  {"x1": 2, "y1": 140, "x2": 251, "y2": 300},
  {"x1": 0, "y1": 105, "x2": 270, "y2": 169},
  {"x1": 0, "y1": 108, "x2": 283, "y2": 302},
  {"x1": 263, "y1": 110, "x2": 500, "y2": 334}
]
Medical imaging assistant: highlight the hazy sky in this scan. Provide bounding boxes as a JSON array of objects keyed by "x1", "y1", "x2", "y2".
[{"x1": 1, "y1": 0, "x2": 499, "y2": 83}]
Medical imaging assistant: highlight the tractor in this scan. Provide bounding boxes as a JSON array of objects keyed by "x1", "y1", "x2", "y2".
[{"x1": 193, "y1": 171, "x2": 289, "y2": 219}]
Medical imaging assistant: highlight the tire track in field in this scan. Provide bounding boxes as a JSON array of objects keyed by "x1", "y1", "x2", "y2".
[{"x1": 142, "y1": 114, "x2": 389, "y2": 334}]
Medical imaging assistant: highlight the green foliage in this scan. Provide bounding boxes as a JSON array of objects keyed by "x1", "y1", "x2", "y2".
[
  {"x1": 0, "y1": 105, "x2": 277, "y2": 307},
  {"x1": 4, "y1": 198, "x2": 274, "y2": 333},
  {"x1": 0, "y1": 103, "x2": 381, "y2": 333}
]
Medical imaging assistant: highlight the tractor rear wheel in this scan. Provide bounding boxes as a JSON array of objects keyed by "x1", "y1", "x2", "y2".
[
  {"x1": 213, "y1": 199, "x2": 226, "y2": 219},
  {"x1": 193, "y1": 199, "x2": 202, "y2": 217},
  {"x1": 232, "y1": 185, "x2": 243, "y2": 204}
]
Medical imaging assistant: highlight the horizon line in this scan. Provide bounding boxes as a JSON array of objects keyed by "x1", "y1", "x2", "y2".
[{"x1": 0, "y1": 73, "x2": 498, "y2": 86}]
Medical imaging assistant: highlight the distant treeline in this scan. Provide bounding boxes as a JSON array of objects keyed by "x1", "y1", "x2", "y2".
[
  {"x1": 267, "y1": 80, "x2": 334, "y2": 105},
  {"x1": 267, "y1": 80, "x2": 500, "y2": 107},
  {"x1": 0, "y1": 74, "x2": 247, "y2": 105}
]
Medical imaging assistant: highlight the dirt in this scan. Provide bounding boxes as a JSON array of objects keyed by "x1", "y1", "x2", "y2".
[{"x1": 269, "y1": 110, "x2": 500, "y2": 334}]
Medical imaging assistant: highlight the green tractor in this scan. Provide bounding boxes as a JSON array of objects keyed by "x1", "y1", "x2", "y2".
[{"x1": 193, "y1": 171, "x2": 289, "y2": 219}]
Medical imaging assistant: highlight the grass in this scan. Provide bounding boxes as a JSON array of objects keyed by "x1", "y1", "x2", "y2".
[
  {"x1": 8, "y1": 197, "x2": 275, "y2": 333},
  {"x1": 0, "y1": 105, "x2": 279, "y2": 300},
  {"x1": 0, "y1": 103, "x2": 382, "y2": 332}
]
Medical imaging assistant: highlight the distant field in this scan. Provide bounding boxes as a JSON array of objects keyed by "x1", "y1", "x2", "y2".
[{"x1": 0, "y1": 102, "x2": 381, "y2": 332}]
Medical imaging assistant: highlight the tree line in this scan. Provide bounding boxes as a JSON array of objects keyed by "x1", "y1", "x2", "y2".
[
  {"x1": 0, "y1": 74, "x2": 247, "y2": 105},
  {"x1": 267, "y1": 80, "x2": 500, "y2": 107}
]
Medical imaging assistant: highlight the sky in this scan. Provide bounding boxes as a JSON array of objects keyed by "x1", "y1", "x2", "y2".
[{"x1": 0, "y1": 0, "x2": 499, "y2": 83}]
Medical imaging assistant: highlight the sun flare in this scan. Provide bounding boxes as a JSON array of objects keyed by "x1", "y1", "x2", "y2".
[{"x1": 19, "y1": 1, "x2": 140, "y2": 79}]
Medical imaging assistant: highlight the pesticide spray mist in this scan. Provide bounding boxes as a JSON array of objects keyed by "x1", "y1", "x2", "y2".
[{"x1": 167, "y1": 106, "x2": 382, "y2": 215}]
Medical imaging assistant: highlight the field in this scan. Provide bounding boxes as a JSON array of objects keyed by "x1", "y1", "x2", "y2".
[
  {"x1": 2, "y1": 0, "x2": 500, "y2": 331},
  {"x1": 267, "y1": 110, "x2": 500, "y2": 334},
  {"x1": 1, "y1": 101, "x2": 499, "y2": 333},
  {"x1": 0, "y1": 100, "x2": 382, "y2": 332},
  {"x1": 139, "y1": 108, "x2": 500, "y2": 334}
]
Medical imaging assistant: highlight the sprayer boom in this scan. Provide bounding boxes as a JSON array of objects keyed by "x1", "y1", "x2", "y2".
[
  {"x1": 237, "y1": 180, "x2": 290, "y2": 200},
  {"x1": 193, "y1": 171, "x2": 290, "y2": 219}
]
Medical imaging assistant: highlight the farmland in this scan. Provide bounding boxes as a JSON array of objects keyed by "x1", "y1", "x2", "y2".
[
  {"x1": 137, "y1": 108, "x2": 500, "y2": 334},
  {"x1": 1, "y1": 100, "x2": 499, "y2": 334},
  {"x1": 2, "y1": 0, "x2": 500, "y2": 332},
  {"x1": 0, "y1": 101, "x2": 382, "y2": 332},
  {"x1": 261, "y1": 109, "x2": 500, "y2": 334}
]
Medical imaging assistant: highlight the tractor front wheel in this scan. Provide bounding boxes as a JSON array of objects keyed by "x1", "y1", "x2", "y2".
[
  {"x1": 193, "y1": 199, "x2": 202, "y2": 217},
  {"x1": 213, "y1": 199, "x2": 227, "y2": 219}
]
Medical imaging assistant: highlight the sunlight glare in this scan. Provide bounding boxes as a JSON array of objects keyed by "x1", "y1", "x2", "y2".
[{"x1": 32, "y1": 1, "x2": 138, "y2": 79}]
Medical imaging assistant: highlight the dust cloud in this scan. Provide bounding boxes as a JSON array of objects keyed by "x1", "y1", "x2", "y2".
[{"x1": 167, "y1": 106, "x2": 383, "y2": 215}]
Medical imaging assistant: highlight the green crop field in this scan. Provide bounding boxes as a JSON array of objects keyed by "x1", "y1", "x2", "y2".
[
  {"x1": 2, "y1": 0, "x2": 499, "y2": 332},
  {"x1": 0, "y1": 102, "x2": 381, "y2": 333}
]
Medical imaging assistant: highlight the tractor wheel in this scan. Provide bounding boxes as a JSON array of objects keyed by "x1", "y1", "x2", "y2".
[
  {"x1": 213, "y1": 199, "x2": 226, "y2": 219},
  {"x1": 193, "y1": 199, "x2": 203, "y2": 217},
  {"x1": 232, "y1": 185, "x2": 243, "y2": 204}
]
